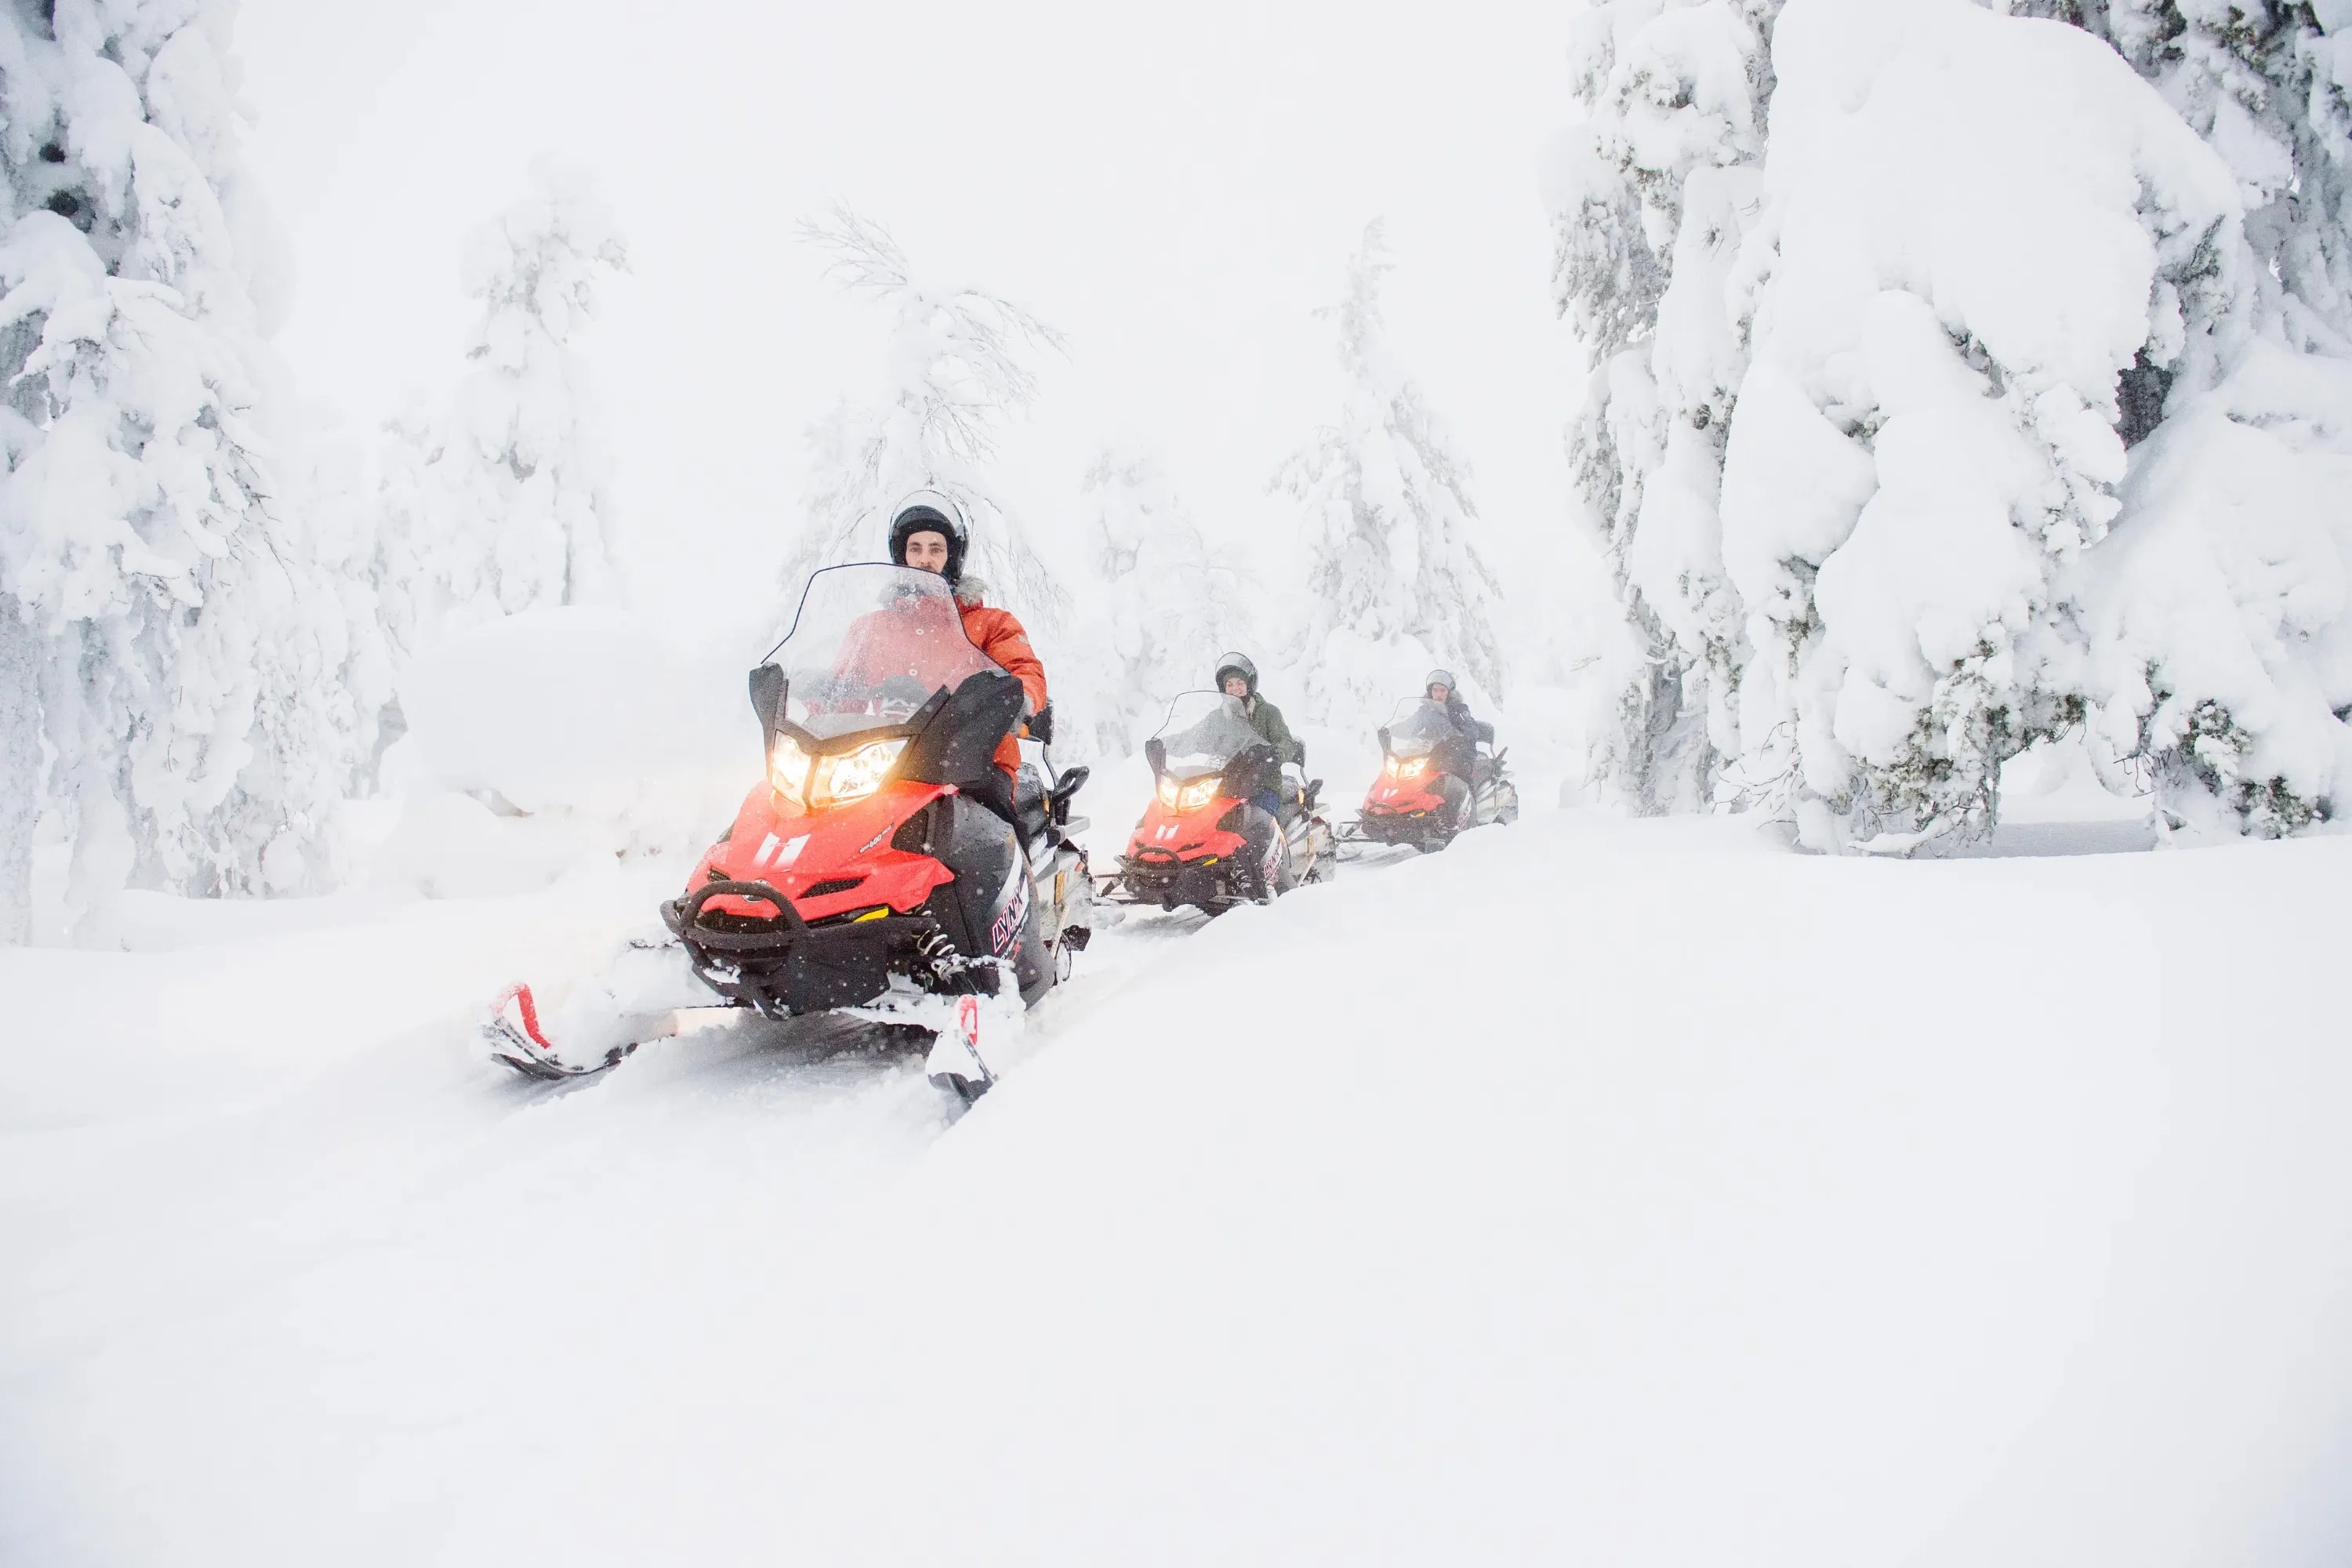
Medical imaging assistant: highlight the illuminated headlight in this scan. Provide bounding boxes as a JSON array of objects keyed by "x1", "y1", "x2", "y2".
[
  {"x1": 811, "y1": 737, "x2": 908, "y2": 808},
  {"x1": 1157, "y1": 775, "x2": 1220, "y2": 811},
  {"x1": 1385, "y1": 755, "x2": 1430, "y2": 780},
  {"x1": 769, "y1": 735, "x2": 811, "y2": 806}
]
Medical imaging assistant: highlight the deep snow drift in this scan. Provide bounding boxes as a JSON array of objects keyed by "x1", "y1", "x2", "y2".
[{"x1": 5, "y1": 801, "x2": 2350, "y2": 1566}]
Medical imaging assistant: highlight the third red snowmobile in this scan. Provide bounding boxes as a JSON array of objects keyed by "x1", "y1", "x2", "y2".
[
  {"x1": 1350, "y1": 697, "x2": 1519, "y2": 854},
  {"x1": 1108, "y1": 691, "x2": 1335, "y2": 914}
]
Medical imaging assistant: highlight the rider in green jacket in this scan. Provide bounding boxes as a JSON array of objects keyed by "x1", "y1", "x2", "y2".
[{"x1": 1213, "y1": 652, "x2": 1301, "y2": 768}]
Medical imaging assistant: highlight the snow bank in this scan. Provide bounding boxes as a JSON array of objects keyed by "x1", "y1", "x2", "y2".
[{"x1": 364, "y1": 609, "x2": 751, "y2": 895}]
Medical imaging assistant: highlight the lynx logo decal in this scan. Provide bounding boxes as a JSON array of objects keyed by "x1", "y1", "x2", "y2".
[{"x1": 989, "y1": 873, "x2": 1032, "y2": 957}]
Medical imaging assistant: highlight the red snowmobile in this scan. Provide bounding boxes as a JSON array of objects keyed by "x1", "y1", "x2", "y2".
[
  {"x1": 485, "y1": 564, "x2": 1092, "y2": 1101},
  {"x1": 1108, "y1": 691, "x2": 1334, "y2": 914},
  {"x1": 1350, "y1": 697, "x2": 1518, "y2": 854}
]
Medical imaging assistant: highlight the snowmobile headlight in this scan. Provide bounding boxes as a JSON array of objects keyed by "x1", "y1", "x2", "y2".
[
  {"x1": 1386, "y1": 755, "x2": 1429, "y2": 780},
  {"x1": 811, "y1": 737, "x2": 909, "y2": 809},
  {"x1": 769, "y1": 735, "x2": 812, "y2": 806},
  {"x1": 1175, "y1": 777, "x2": 1220, "y2": 812},
  {"x1": 1157, "y1": 774, "x2": 1180, "y2": 809}
]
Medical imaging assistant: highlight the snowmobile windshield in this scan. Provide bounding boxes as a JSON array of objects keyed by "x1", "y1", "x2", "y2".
[
  {"x1": 1152, "y1": 691, "x2": 1263, "y2": 782},
  {"x1": 1385, "y1": 698, "x2": 1458, "y2": 760},
  {"x1": 770, "y1": 564, "x2": 1001, "y2": 743}
]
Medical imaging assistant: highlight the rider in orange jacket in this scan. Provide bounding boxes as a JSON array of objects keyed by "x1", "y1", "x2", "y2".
[{"x1": 887, "y1": 493, "x2": 1046, "y2": 782}]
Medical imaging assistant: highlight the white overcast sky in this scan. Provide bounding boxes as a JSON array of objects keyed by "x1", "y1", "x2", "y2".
[{"x1": 230, "y1": 0, "x2": 1585, "y2": 623}]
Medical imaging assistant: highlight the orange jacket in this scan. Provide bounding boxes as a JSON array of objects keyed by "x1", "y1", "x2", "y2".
[{"x1": 956, "y1": 584, "x2": 1046, "y2": 776}]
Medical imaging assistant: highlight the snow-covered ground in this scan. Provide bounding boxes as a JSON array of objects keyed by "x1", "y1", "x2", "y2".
[{"x1": 5, "y1": 797, "x2": 2350, "y2": 1565}]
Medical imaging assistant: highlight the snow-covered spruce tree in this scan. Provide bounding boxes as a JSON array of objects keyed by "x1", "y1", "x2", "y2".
[
  {"x1": 1277, "y1": 220, "x2": 1502, "y2": 730},
  {"x1": 1705, "y1": 0, "x2": 2257, "y2": 851},
  {"x1": 1553, "y1": 0, "x2": 2345, "y2": 849},
  {"x1": 1067, "y1": 451, "x2": 1254, "y2": 760},
  {"x1": 783, "y1": 208, "x2": 1069, "y2": 635},
  {"x1": 1550, "y1": 0, "x2": 1784, "y2": 814},
  {"x1": 395, "y1": 161, "x2": 628, "y2": 643},
  {"x1": 1994, "y1": 0, "x2": 2352, "y2": 837},
  {"x1": 0, "y1": 0, "x2": 363, "y2": 937}
]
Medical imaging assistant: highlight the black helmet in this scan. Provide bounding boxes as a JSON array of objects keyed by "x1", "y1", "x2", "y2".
[
  {"x1": 887, "y1": 489, "x2": 971, "y2": 584},
  {"x1": 1213, "y1": 651, "x2": 1258, "y2": 697},
  {"x1": 1425, "y1": 669, "x2": 1457, "y2": 697}
]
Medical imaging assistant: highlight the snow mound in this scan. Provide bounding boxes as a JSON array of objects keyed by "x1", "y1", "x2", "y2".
[{"x1": 368, "y1": 609, "x2": 750, "y2": 894}]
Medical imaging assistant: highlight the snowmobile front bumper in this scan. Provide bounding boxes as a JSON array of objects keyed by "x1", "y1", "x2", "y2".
[
  {"x1": 1354, "y1": 804, "x2": 1450, "y2": 846},
  {"x1": 1115, "y1": 851, "x2": 1250, "y2": 911},
  {"x1": 664, "y1": 880, "x2": 952, "y2": 1018}
]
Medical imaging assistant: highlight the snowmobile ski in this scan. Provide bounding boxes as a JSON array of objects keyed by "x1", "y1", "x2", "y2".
[
  {"x1": 484, "y1": 984, "x2": 636, "y2": 1080},
  {"x1": 924, "y1": 993, "x2": 996, "y2": 1105}
]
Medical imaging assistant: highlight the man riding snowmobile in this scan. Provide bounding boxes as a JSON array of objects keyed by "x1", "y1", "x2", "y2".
[{"x1": 890, "y1": 492, "x2": 1047, "y2": 797}]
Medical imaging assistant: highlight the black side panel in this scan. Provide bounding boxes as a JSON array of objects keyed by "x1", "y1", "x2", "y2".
[
  {"x1": 902, "y1": 669, "x2": 1025, "y2": 787},
  {"x1": 1012, "y1": 868, "x2": 1051, "y2": 1004},
  {"x1": 926, "y1": 794, "x2": 1020, "y2": 963},
  {"x1": 1221, "y1": 740, "x2": 1279, "y2": 802}
]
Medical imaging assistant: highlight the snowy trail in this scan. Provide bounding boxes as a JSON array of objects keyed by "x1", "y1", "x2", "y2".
[
  {"x1": 7, "y1": 813, "x2": 2352, "y2": 1565},
  {"x1": 0, "y1": 838, "x2": 1414, "y2": 1564}
]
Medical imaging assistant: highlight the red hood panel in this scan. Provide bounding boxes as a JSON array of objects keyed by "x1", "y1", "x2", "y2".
[
  {"x1": 691, "y1": 778, "x2": 955, "y2": 920},
  {"x1": 1365, "y1": 774, "x2": 1445, "y2": 813},
  {"x1": 1127, "y1": 793, "x2": 1247, "y2": 862}
]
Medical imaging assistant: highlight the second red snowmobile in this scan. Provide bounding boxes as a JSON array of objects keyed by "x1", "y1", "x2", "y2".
[
  {"x1": 485, "y1": 564, "x2": 1094, "y2": 1101},
  {"x1": 1108, "y1": 691, "x2": 1335, "y2": 915}
]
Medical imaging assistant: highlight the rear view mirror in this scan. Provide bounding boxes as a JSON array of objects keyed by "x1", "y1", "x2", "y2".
[
  {"x1": 749, "y1": 663, "x2": 786, "y2": 739},
  {"x1": 1144, "y1": 737, "x2": 1166, "y2": 775},
  {"x1": 1376, "y1": 726, "x2": 1391, "y2": 754}
]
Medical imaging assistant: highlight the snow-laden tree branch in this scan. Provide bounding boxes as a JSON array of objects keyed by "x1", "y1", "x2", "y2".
[
  {"x1": 1279, "y1": 220, "x2": 1503, "y2": 731},
  {"x1": 1059, "y1": 451, "x2": 1258, "y2": 761},
  {"x1": 367, "y1": 160, "x2": 629, "y2": 691},
  {"x1": 782, "y1": 207, "x2": 1069, "y2": 633}
]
